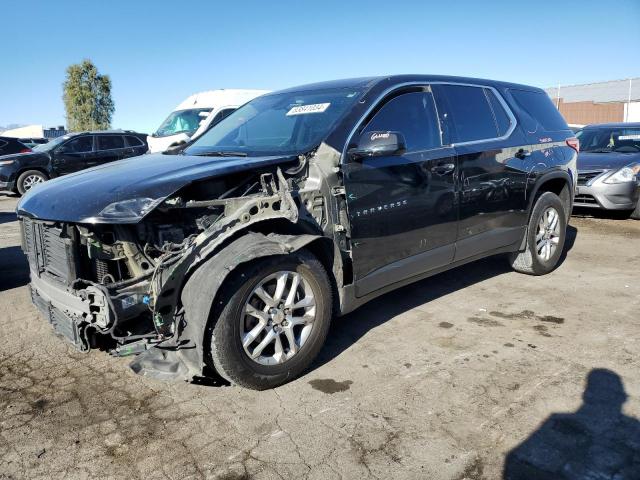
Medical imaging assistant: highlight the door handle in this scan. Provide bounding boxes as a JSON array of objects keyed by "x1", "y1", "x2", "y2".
[
  {"x1": 515, "y1": 149, "x2": 531, "y2": 159},
  {"x1": 431, "y1": 162, "x2": 455, "y2": 175}
]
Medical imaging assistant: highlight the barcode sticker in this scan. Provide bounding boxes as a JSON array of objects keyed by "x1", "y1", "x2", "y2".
[{"x1": 286, "y1": 103, "x2": 331, "y2": 116}]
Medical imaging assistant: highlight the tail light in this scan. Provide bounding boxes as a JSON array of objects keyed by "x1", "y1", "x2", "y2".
[
  {"x1": 566, "y1": 138, "x2": 579, "y2": 153},
  {"x1": 19, "y1": 148, "x2": 32, "y2": 153}
]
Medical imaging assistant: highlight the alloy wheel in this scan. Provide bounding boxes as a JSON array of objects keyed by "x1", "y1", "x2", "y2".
[
  {"x1": 22, "y1": 174, "x2": 44, "y2": 191},
  {"x1": 240, "y1": 271, "x2": 316, "y2": 365},
  {"x1": 536, "y1": 206, "x2": 561, "y2": 261}
]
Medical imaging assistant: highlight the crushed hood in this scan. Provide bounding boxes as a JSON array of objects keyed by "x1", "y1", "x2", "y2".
[
  {"x1": 16, "y1": 153, "x2": 296, "y2": 224},
  {"x1": 578, "y1": 151, "x2": 640, "y2": 170}
]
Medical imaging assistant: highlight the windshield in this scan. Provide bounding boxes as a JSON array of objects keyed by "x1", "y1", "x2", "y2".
[
  {"x1": 185, "y1": 87, "x2": 364, "y2": 157},
  {"x1": 154, "y1": 108, "x2": 212, "y2": 137},
  {"x1": 33, "y1": 135, "x2": 69, "y2": 152},
  {"x1": 577, "y1": 127, "x2": 640, "y2": 153}
]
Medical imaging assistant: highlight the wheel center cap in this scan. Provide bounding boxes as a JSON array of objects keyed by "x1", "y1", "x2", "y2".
[{"x1": 271, "y1": 309, "x2": 285, "y2": 325}]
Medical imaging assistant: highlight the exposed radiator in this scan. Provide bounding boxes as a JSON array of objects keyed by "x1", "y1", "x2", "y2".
[{"x1": 21, "y1": 218, "x2": 77, "y2": 284}]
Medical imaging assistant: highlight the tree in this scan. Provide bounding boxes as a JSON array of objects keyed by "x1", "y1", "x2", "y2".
[{"x1": 62, "y1": 59, "x2": 115, "y2": 131}]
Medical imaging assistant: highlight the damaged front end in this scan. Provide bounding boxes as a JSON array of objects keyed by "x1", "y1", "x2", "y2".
[{"x1": 19, "y1": 166, "x2": 307, "y2": 371}]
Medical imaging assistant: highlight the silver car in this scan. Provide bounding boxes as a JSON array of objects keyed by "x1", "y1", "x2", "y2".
[{"x1": 574, "y1": 123, "x2": 640, "y2": 219}]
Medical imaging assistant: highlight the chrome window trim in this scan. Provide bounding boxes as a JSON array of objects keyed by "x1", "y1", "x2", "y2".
[{"x1": 342, "y1": 81, "x2": 518, "y2": 161}]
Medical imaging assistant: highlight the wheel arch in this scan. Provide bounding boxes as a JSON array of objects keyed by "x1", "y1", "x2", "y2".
[
  {"x1": 518, "y1": 171, "x2": 572, "y2": 251},
  {"x1": 527, "y1": 171, "x2": 573, "y2": 218},
  {"x1": 132, "y1": 229, "x2": 337, "y2": 381},
  {"x1": 17, "y1": 167, "x2": 49, "y2": 181}
]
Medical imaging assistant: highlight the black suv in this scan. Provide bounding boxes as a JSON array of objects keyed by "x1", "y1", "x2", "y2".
[
  {"x1": 0, "y1": 136, "x2": 31, "y2": 156},
  {"x1": 17, "y1": 75, "x2": 577, "y2": 389},
  {"x1": 0, "y1": 130, "x2": 148, "y2": 194}
]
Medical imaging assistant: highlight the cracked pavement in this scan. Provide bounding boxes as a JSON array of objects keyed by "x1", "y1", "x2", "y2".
[{"x1": 1, "y1": 194, "x2": 639, "y2": 479}]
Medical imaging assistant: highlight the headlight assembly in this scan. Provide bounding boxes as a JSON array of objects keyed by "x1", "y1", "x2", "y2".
[
  {"x1": 89, "y1": 197, "x2": 163, "y2": 223},
  {"x1": 603, "y1": 163, "x2": 640, "y2": 184}
]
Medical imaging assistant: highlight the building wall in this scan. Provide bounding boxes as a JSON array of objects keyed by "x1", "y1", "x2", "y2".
[
  {"x1": 556, "y1": 99, "x2": 625, "y2": 125},
  {"x1": 624, "y1": 102, "x2": 640, "y2": 122}
]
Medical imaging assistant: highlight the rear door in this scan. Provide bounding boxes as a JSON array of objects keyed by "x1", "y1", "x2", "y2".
[
  {"x1": 92, "y1": 135, "x2": 126, "y2": 167},
  {"x1": 52, "y1": 135, "x2": 94, "y2": 175},
  {"x1": 343, "y1": 88, "x2": 458, "y2": 297},
  {"x1": 432, "y1": 84, "x2": 529, "y2": 261}
]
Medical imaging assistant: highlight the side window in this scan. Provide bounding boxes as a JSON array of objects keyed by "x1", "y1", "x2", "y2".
[
  {"x1": 361, "y1": 91, "x2": 441, "y2": 151},
  {"x1": 510, "y1": 89, "x2": 568, "y2": 132},
  {"x1": 124, "y1": 135, "x2": 144, "y2": 147},
  {"x1": 97, "y1": 135, "x2": 124, "y2": 150},
  {"x1": 209, "y1": 108, "x2": 236, "y2": 127},
  {"x1": 485, "y1": 89, "x2": 512, "y2": 137},
  {"x1": 62, "y1": 136, "x2": 93, "y2": 153},
  {"x1": 434, "y1": 85, "x2": 498, "y2": 143},
  {"x1": 0, "y1": 140, "x2": 7, "y2": 149}
]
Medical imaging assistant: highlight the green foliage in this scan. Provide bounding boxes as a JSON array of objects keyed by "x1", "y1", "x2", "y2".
[{"x1": 62, "y1": 59, "x2": 115, "y2": 131}]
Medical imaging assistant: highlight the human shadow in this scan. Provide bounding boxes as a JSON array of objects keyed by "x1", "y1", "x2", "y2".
[
  {"x1": 0, "y1": 245, "x2": 29, "y2": 291},
  {"x1": 503, "y1": 369, "x2": 640, "y2": 479}
]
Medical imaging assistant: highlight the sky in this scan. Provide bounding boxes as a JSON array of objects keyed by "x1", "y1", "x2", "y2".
[{"x1": 1, "y1": 0, "x2": 639, "y2": 134}]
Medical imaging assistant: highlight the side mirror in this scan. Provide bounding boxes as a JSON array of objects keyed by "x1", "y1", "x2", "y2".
[{"x1": 348, "y1": 131, "x2": 406, "y2": 159}]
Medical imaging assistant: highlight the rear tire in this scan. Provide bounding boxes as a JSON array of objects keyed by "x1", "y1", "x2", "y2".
[
  {"x1": 17, "y1": 170, "x2": 47, "y2": 195},
  {"x1": 206, "y1": 250, "x2": 332, "y2": 390},
  {"x1": 510, "y1": 192, "x2": 567, "y2": 275}
]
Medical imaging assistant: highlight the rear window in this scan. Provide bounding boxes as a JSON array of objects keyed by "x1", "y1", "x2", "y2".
[
  {"x1": 510, "y1": 89, "x2": 568, "y2": 132},
  {"x1": 98, "y1": 135, "x2": 124, "y2": 150},
  {"x1": 125, "y1": 135, "x2": 144, "y2": 147},
  {"x1": 434, "y1": 84, "x2": 499, "y2": 143}
]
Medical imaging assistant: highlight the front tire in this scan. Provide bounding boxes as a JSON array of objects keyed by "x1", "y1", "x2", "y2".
[
  {"x1": 17, "y1": 170, "x2": 47, "y2": 195},
  {"x1": 510, "y1": 192, "x2": 567, "y2": 275},
  {"x1": 206, "y1": 250, "x2": 332, "y2": 390}
]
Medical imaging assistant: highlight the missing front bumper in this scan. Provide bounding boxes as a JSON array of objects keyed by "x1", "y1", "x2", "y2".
[{"x1": 31, "y1": 284, "x2": 87, "y2": 351}]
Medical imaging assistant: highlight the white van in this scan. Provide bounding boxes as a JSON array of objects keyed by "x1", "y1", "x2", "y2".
[{"x1": 147, "y1": 89, "x2": 269, "y2": 153}]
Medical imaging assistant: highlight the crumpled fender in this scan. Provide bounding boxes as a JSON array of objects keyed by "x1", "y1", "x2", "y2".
[{"x1": 129, "y1": 231, "x2": 323, "y2": 381}]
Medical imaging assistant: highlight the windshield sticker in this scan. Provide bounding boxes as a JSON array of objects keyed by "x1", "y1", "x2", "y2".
[
  {"x1": 618, "y1": 134, "x2": 640, "y2": 140},
  {"x1": 286, "y1": 103, "x2": 331, "y2": 116}
]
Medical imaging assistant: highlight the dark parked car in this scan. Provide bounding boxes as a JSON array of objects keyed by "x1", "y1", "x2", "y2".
[
  {"x1": 574, "y1": 123, "x2": 640, "y2": 219},
  {"x1": 17, "y1": 75, "x2": 578, "y2": 389},
  {"x1": 0, "y1": 130, "x2": 148, "y2": 194},
  {"x1": 0, "y1": 136, "x2": 31, "y2": 157}
]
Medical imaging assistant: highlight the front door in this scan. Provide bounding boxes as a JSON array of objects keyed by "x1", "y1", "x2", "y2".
[
  {"x1": 343, "y1": 89, "x2": 458, "y2": 297},
  {"x1": 52, "y1": 135, "x2": 94, "y2": 175}
]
